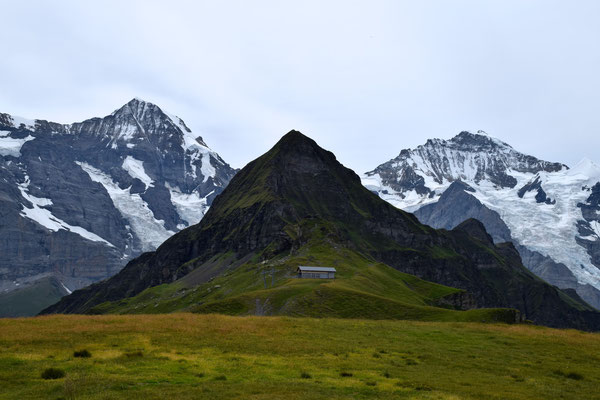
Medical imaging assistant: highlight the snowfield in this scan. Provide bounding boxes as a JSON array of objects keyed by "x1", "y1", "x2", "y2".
[{"x1": 77, "y1": 161, "x2": 175, "y2": 251}]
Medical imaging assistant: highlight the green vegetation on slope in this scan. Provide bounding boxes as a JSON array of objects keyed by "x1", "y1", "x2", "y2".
[
  {"x1": 0, "y1": 314, "x2": 598, "y2": 400},
  {"x1": 89, "y1": 241, "x2": 517, "y2": 324},
  {"x1": 0, "y1": 277, "x2": 68, "y2": 317}
]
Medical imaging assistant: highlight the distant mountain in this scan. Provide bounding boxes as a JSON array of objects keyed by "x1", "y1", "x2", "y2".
[
  {"x1": 44, "y1": 131, "x2": 600, "y2": 331},
  {"x1": 363, "y1": 130, "x2": 600, "y2": 309},
  {"x1": 0, "y1": 99, "x2": 236, "y2": 315}
]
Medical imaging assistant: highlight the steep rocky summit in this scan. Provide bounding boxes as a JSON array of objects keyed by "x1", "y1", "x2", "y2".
[{"x1": 0, "y1": 99, "x2": 236, "y2": 315}]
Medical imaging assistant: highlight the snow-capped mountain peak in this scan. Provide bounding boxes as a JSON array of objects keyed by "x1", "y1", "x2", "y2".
[
  {"x1": 447, "y1": 130, "x2": 513, "y2": 150},
  {"x1": 363, "y1": 130, "x2": 566, "y2": 212},
  {"x1": 364, "y1": 131, "x2": 600, "y2": 309},
  {"x1": 0, "y1": 100, "x2": 237, "y2": 298}
]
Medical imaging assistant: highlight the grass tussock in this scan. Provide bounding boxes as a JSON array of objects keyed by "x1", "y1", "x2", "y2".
[
  {"x1": 73, "y1": 349, "x2": 91, "y2": 358},
  {"x1": 554, "y1": 370, "x2": 584, "y2": 380},
  {"x1": 40, "y1": 367, "x2": 65, "y2": 380}
]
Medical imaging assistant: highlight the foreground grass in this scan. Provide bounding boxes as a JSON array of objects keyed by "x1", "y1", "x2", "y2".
[{"x1": 0, "y1": 314, "x2": 599, "y2": 399}]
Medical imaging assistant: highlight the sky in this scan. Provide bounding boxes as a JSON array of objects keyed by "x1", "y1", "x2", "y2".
[{"x1": 1, "y1": 0, "x2": 599, "y2": 172}]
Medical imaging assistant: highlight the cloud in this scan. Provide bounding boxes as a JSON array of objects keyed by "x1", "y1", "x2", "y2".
[{"x1": 0, "y1": 0, "x2": 599, "y2": 171}]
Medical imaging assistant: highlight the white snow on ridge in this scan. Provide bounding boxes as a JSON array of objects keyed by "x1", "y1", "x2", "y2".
[
  {"x1": 77, "y1": 161, "x2": 175, "y2": 251},
  {"x1": 10, "y1": 115, "x2": 37, "y2": 130},
  {"x1": 166, "y1": 183, "x2": 209, "y2": 227},
  {"x1": 18, "y1": 177, "x2": 114, "y2": 247},
  {"x1": 200, "y1": 152, "x2": 216, "y2": 183},
  {"x1": 0, "y1": 134, "x2": 35, "y2": 157},
  {"x1": 164, "y1": 111, "x2": 218, "y2": 182},
  {"x1": 122, "y1": 156, "x2": 154, "y2": 189},
  {"x1": 362, "y1": 173, "x2": 442, "y2": 212}
]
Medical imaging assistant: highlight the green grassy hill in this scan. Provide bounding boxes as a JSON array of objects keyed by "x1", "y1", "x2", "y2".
[
  {"x1": 0, "y1": 314, "x2": 598, "y2": 399},
  {"x1": 89, "y1": 242, "x2": 517, "y2": 324}
]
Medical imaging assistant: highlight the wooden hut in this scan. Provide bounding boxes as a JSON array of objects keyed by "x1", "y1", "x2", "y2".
[{"x1": 297, "y1": 266, "x2": 336, "y2": 279}]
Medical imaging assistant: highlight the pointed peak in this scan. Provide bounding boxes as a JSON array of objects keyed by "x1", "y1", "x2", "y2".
[
  {"x1": 110, "y1": 98, "x2": 170, "y2": 122},
  {"x1": 124, "y1": 97, "x2": 160, "y2": 111},
  {"x1": 274, "y1": 130, "x2": 317, "y2": 150},
  {"x1": 449, "y1": 130, "x2": 512, "y2": 149},
  {"x1": 128, "y1": 97, "x2": 154, "y2": 106},
  {"x1": 453, "y1": 218, "x2": 494, "y2": 245},
  {"x1": 280, "y1": 129, "x2": 308, "y2": 141}
]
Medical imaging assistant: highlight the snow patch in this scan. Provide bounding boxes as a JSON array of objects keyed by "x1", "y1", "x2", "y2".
[
  {"x1": 163, "y1": 111, "x2": 218, "y2": 181},
  {"x1": 18, "y1": 177, "x2": 114, "y2": 247},
  {"x1": 166, "y1": 183, "x2": 210, "y2": 226},
  {"x1": 77, "y1": 161, "x2": 174, "y2": 251},
  {"x1": 60, "y1": 281, "x2": 72, "y2": 294},
  {"x1": 200, "y1": 152, "x2": 216, "y2": 183},
  {"x1": 0, "y1": 135, "x2": 35, "y2": 157},
  {"x1": 122, "y1": 156, "x2": 154, "y2": 189}
]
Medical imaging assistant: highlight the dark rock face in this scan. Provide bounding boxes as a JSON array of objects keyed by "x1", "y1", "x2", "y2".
[
  {"x1": 44, "y1": 131, "x2": 600, "y2": 331},
  {"x1": 517, "y1": 176, "x2": 555, "y2": 204},
  {"x1": 0, "y1": 99, "x2": 236, "y2": 314},
  {"x1": 416, "y1": 181, "x2": 513, "y2": 243},
  {"x1": 414, "y1": 181, "x2": 600, "y2": 310}
]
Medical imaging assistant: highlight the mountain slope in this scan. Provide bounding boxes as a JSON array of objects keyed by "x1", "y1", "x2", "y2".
[
  {"x1": 363, "y1": 131, "x2": 600, "y2": 309},
  {"x1": 0, "y1": 99, "x2": 236, "y2": 315},
  {"x1": 414, "y1": 181, "x2": 600, "y2": 310},
  {"x1": 44, "y1": 131, "x2": 600, "y2": 330}
]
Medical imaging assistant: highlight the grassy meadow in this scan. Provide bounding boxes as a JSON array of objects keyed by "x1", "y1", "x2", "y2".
[{"x1": 1, "y1": 314, "x2": 599, "y2": 399}]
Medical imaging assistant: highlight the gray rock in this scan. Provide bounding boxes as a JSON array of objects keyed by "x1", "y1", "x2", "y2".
[{"x1": 0, "y1": 99, "x2": 236, "y2": 315}]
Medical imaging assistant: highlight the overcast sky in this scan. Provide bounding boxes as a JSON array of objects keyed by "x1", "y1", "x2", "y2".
[{"x1": 1, "y1": 1, "x2": 599, "y2": 172}]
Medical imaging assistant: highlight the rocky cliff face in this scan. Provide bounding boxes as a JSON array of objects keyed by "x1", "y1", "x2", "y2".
[
  {"x1": 0, "y1": 99, "x2": 236, "y2": 314},
  {"x1": 44, "y1": 131, "x2": 600, "y2": 331},
  {"x1": 364, "y1": 131, "x2": 600, "y2": 310}
]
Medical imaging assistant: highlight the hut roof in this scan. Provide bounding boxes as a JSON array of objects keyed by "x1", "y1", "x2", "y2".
[{"x1": 297, "y1": 266, "x2": 336, "y2": 272}]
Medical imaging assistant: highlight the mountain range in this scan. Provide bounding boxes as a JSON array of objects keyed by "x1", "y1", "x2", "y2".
[
  {"x1": 0, "y1": 99, "x2": 235, "y2": 316},
  {"x1": 43, "y1": 131, "x2": 600, "y2": 331},
  {"x1": 3, "y1": 99, "x2": 600, "y2": 330},
  {"x1": 363, "y1": 131, "x2": 600, "y2": 309}
]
